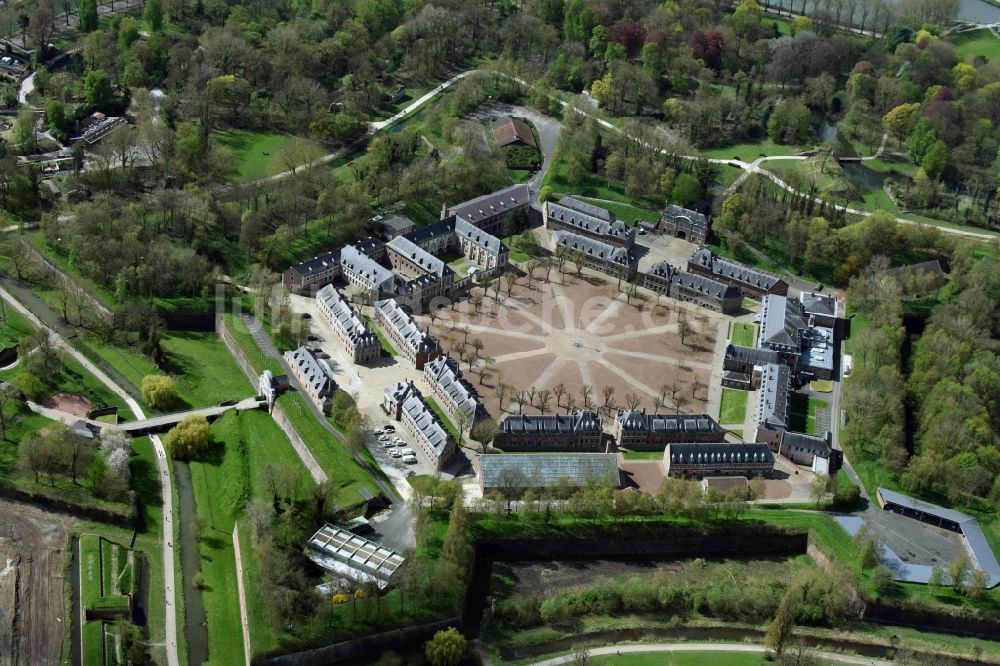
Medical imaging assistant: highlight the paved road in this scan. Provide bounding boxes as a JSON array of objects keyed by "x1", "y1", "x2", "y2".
[
  {"x1": 0, "y1": 286, "x2": 180, "y2": 666},
  {"x1": 528, "y1": 643, "x2": 892, "y2": 666},
  {"x1": 25, "y1": 396, "x2": 264, "y2": 434}
]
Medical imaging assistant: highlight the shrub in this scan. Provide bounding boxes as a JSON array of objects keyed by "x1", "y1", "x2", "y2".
[
  {"x1": 141, "y1": 375, "x2": 178, "y2": 409},
  {"x1": 162, "y1": 415, "x2": 214, "y2": 460}
]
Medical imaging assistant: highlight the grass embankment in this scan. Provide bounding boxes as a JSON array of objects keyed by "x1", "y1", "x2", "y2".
[
  {"x1": 729, "y1": 322, "x2": 756, "y2": 347},
  {"x1": 220, "y1": 313, "x2": 280, "y2": 374},
  {"x1": 215, "y1": 130, "x2": 323, "y2": 182},
  {"x1": 718, "y1": 388, "x2": 748, "y2": 424},
  {"x1": 423, "y1": 394, "x2": 461, "y2": 443},
  {"x1": 0, "y1": 301, "x2": 34, "y2": 348},
  {"x1": 571, "y1": 197, "x2": 661, "y2": 226},
  {"x1": 588, "y1": 651, "x2": 776, "y2": 665},
  {"x1": 276, "y1": 392, "x2": 380, "y2": 509},
  {"x1": 188, "y1": 409, "x2": 315, "y2": 664},
  {"x1": 88, "y1": 331, "x2": 251, "y2": 410},
  {"x1": 620, "y1": 449, "x2": 666, "y2": 460}
]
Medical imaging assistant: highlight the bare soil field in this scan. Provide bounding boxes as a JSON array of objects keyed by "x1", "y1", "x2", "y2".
[
  {"x1": 45, "y1": 392, "x2": 92, "y2": 418},
  {"x1": 504, "y1": 558, "x2": 684, "y2": 595},
  {"x1": 619, "y1": 460, "x2": 665, "y2": 493},
  {"x1": 0, "y1": 499, "x2": 70, "y2": 666}
]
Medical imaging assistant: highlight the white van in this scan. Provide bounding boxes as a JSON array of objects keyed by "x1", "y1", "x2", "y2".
[
  {"x1": 400, "y1": 448, "x2": 416, "y2": 457},
  {"x1": 403, "y1": 455, "x2": 417, "y2": 464}
]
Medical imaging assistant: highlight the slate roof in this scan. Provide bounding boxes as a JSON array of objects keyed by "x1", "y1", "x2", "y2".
[
  {"x1": 754, "y1": 363, "x2": 790, "y2": 429},
  {"x1": 501, "y1": 410, "x2": 602, "y2": 434},
  {"x1": 780, "y1": 431, "x2": 832, "y2": 459},
  {"x1": 375, "y1": 299, "x2": 440, "y2": 355},
  {"x1": 341, "y1": 244, "x2": 393, "y2": 291},
  {"x1": 690, "y1": 247, "x2": 783, "y2": 291},
  {"x1": 724, "y1": 343, "x2": 779, "y2": 367},
  {"x1": 552, "y1": 231, "x2": 634, "y2": 267},
  {"x1": 671, "y1": 270, "x2": 740, "y2": 300},
  {"x1": 454, "y1": 217, "x2": 505, "y2": 255},
  {"x1": 547, "y1": 199, "x2": 633, "y2": 243},
  {"x1": 425, "y1": 356, "x2": 478, "y2": 420},
  {"x1": 760, "y1": 294, "x2": 809, "y2": 349},
  {"x1": 316, "y1": 285, "x2": 378, "y2": 349},
  {"x1": 404, "y1": 218, "x2": 455, "y2": 246},
  {"x1": 617, "y1": 411, "x2": 725, "y2": 436},
  {"x1": 800, "y1": 291, "x2": 838, "y2": 318},
  {"x1": 646, "y1": 261, "x2": 678, "y2": 280},
  {"x1": 662, "y1": 204, "x2": 708, "y2": 231},
  {"x1": 667, "y1": 442, "x2": 774, "y2": 466},
  {"x1": 492, "y1": 117, "x2": 537, "y2": 149},
  {"x1": 386, "y1": 235, "x2": 451, "y2": 278},
  {"x1": 480, "y1": 453, "x2": 619, "y2": 489},
  {"x1": 374, "y1": 213, "x2": 415, "y2": 233},
  {"x1": 557, "y1": 196, "x2": 615, "y2": 222},
  {"x1": 285, "y1": 346, "x2": 335, "y2": 397},
  {"x1": 449, "y1": 184, "x2": 529, "y2": 224},
  {"x1": 289, "y1": 249, "x2": 341, "y2": 280},
  {"x1": 401, "y1": 392, "x2": 451, "y2": 457}
]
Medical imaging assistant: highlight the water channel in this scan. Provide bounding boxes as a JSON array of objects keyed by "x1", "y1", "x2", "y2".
[{"x1": 174, "y1": 461, "x2": 209, "y2": 665}]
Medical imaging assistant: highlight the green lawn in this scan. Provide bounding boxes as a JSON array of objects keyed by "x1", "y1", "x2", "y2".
[
  {"x1": 590, "y1": 651, "x2": 769, "y2": 666},
  {"x1": 22, "y1": 232, "x2": 119, "y2": 309},
  {"x1": 718, "y1": 388, "x2": 748, "y2": 424},
  {"x1": 770, "y1": 155, "x2": 848, "y2": 195},
  {"x1": 82, "y1": 621, "x2": 104, "y2": 666},
  {"x1": 728, "y1": 428, "x2": 743, "y2": 439},
  {"x1": 0, "y1": 300, "x2": 34, "y2": 349},
  {"x1": 188, "y1": 409, "x2": 315, "y2": 665},
  {"x1": 699, "y1": 139, "x2": 811, "y2": 162},
  {"x1": 220, "y1": 313, "x2": 280, "y2": 375},
  {"x1": 789, "y1": 393, "x2": 827, "y2": 435},
  {"x1": 952, "y1": 28, "x2": 1000, "y2": 62},
  {"x1": 729, "y1": 322, "x2": 756, "y2": 347},
  {"x1": 620, "y1": 449, "x2": 666, "y2": 460},
  {"x1": 363, "y1": 315, "x2": 397, "y2": 357},
  {"x1": 160, "y1": 332, "x2": 252, "y2": 409},
  {"x1": 509, "y1": 168, "x2": 533, "y2": 184},
  {"x1": 276, "y1": 392, "x2": 380, "y2": 509},
  {"x1": 572, "y1": 197, "x2": 661, "y2": 226},
  {"x1": 79, "y1": 534, "x2": 131, "y2": 611},
  {"x1": 215, "y1": 130, "x2": 322, "y2": 182},
  {"x1": 423, "y1": 394, "x2": 461, "y2": 443}
]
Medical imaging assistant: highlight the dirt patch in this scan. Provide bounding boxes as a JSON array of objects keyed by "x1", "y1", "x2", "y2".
[
  {"x1": 505, "y1": 559, "x2": 683, "y2": 595},
  {"x1": 0, "y1": 499, "x2": 69, "y2": 666},
  {"x1": 619, "y1": 460, "x2": 665, "y2": 493},
  {"x1": 762, "y1": 479, "x2": 792, "y2": 500},
  {"x1": 46, "y1": 392, "x2": 92, "y2": 418}
]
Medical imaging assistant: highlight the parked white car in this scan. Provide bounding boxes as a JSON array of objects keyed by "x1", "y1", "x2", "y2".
[
  {"x1": 377, "y1": 435, "x2": 390, "y2": 442},
  {"x1": 403, "y1": 455, "x2": 417, "y2": 464},
  {"x1": 389, "y1": 449, "x2": 402, "y2": 458}
]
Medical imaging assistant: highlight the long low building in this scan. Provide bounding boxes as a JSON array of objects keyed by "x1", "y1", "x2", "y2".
[
  {"x1": 643, "y1": 261, "x2": 741, "y2": 314},
  {"x1": 479, "y1": 453, "x2": 620, "y2": 495},
  {"x1": 776, "y1": 430, "x2": 841, "y2": 475},
  {"x1": 753, "y1": 362, "x2": 791, "y2": 443},
  {"x1": 423, "y1": 356, "x2": 480, "y2": 426},
  {"x1": 494, "y1": 410, "x2": 603, "y2": 452},
  {"x1": 543, "y1": 197, "x2": 635, "y2": 248},
  {"x1": 284, "y1": 346, "x2": 336, "y2": 414},
  {"x1": 306, "y1": 524, "x2": 405, "y2": 589},
  {"x1": 664, "y1": 442, "x2": 774, "y2": 478},
  {"x1": 315, "y1": 285, "x2": 381, "y2": 363},
  {"x1": 613, "y1": 411, "x2": 727, "y2": 450},
  {"x1": 553, "y1": 231, "x2": 638, "y2": 280},
  {"x1": 443, "y1": 183, "x2": 530, "y2": 234},
  {"x1": 383, "y1": 381, "x2": 455, "y2": 469},
  {"x1": 374, "y1": 298, "x2": 442, "y2": 369},
  {"x1": 688, "y1": 247, "x2": 787, "y2": 300}
]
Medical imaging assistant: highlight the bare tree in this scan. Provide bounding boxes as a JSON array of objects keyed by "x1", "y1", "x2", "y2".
[
  {"x1": 494, "y1": 382, "x2": 512, "y2": 412},
  {"x1": 471, "y1": 337, "x2": 485, "y2": 360},
  {"x1": 504, "y1": 271, "x2": 518, "y2": 295},
  {"x1": 674, "y1": 394, "x2": 690, "y2": 414},
  {"x1": 526, "y1": 386, "x2": 537, "y2": 406},
  {"x1": 470, "y1": 293, "x2": 484, "y2": 314},
  {"x1": 581, "y1": 384, "x2": 594, "y2": 411},
  {"x1": 691, "y1": 378, "x2": 706, "y2": 400},
  {"x1": 565, "y1": 394, "x2": 577, "y2": 415},
  {"x1": 601, "y1": 386, "x2": 616, "y2": 416},
  {"x1": 678, "y1": 318, "x2": 694, "y2": 347},
  {"x1": 514, "y1": 391, "x2": 529, "y2": 414},
  {"x1": 537, "y1": 389, "x2": 552, "y2": 415},
  {"x1": 455, "y1": 411, "x2": 471, "y2": 448},
  {"x1": 460, "y1": 326, "x2": 471, "y2": 344},
  {"x1": 552, "y1": 383, "x2": 567, "y2": 410},
  {"x1": 624, "y1": 393, "x2": 642, "y2": 411},
  {"x1": 462, "y1": 349, "x2": 477, "y2": 372}
]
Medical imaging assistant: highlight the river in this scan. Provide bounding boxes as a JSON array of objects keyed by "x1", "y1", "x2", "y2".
[{"x1": 959, "y1": 0, "x2": 1000, "y2": 23}]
